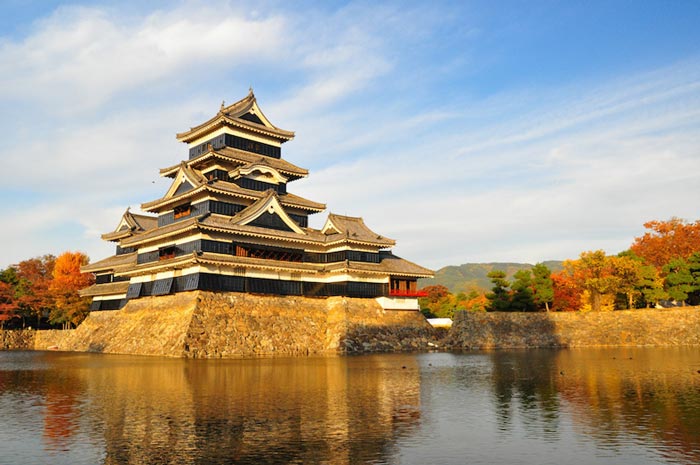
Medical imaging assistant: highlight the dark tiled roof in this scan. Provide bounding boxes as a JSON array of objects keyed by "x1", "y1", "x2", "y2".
[
  {"x1": 323, "y1": 214, "x2": 396, "y2": 247},
  {"x1": 81, "y1": 252, "x2": 137, "y2": 273},
  {"x1": 79, "y1": 281, "x2": 130, "y2": 297},
  {"x1": 175, "y1": 91, "x2": 294, "y2": 143}
]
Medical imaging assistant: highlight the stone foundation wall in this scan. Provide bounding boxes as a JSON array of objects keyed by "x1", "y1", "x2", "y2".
[
  {"x1": 0, "y1": 330, "x2": 35, "y2": 350},
  {"x1": 443, "y1": 307, "x2": 700, "y2": 350},
  {"x1": 27, "y1": 291, "x2": 435, "y2": 357}
]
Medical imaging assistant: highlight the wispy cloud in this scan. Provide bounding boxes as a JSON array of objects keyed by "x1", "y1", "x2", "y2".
[{"x1": 0, "y1": 1, "x2": 699, "y2": 272}]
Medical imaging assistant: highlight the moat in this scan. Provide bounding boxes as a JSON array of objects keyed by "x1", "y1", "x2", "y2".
[{"x1": 1, "y1": 347, "x2": 699, "y2": 465}]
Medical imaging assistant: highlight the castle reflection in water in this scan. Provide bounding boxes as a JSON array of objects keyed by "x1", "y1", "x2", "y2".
[{"x1": 1, "y1": 348, "x2": 699, "y2": 465}]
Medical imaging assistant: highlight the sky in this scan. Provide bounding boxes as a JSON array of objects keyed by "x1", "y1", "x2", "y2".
[{"x1": 1, "y1": 0, "x2": 699, "y2": 271}]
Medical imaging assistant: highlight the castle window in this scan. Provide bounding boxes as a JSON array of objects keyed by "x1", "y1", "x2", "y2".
[{"x1": 173, "y1": 204, "x2": 191, "y2": 219}]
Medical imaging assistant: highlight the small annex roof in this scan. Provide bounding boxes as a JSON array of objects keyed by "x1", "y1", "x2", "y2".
[
  {"x1": 159, "y1": 147, "x2": 309, "y2": 180},
  {"x1": 81, "y1": 252, "x2": 137, "y2": 274},
  {"x1": 321, "y1": 214, "x2": 396, "y2": 247},
  {"x1": 79, "y1": 281, "x2": 130, "y2": 298},
  {"x1": 102, "y1": 209, "x2": 158, "y2": 242},
  {"x1": 176, "y1": 90, "x2": 295, "y2": 144},
  {"x1": 326, "y1": 252, "x2": 434, "y2": 278}
]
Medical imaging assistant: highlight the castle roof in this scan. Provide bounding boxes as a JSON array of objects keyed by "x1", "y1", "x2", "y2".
[
  {"x1": 81, "y1": 252, "x2": 137, "y2": 273},
  {"x1": 141, "y1": 171, "x2": 325, "y2": 213},
  {"x1": 118, "y1": 211, "x2": 396, "y2": 250},
  {"x1": 322, "y1": 214, "x2": 396, "y2": 247},
  {"x1": 176, "y1": 90, "x2": 295, "y2": 144},
  {"x1": 79, "y1": 281, "x2": 130, "y2": 297},
  {"x1": 113, "y1": 250, "x2": 432, "y2": 279},
  {"x1": 102, "y1": 209, "x2": 158, "y2": 242},
  {"x1": 159, "y1": 147, "x2": 309, "y2": 180}
]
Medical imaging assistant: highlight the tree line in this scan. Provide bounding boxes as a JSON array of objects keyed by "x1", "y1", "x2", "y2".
[
  {"x1": 420, "y1": 218, "x2": 700, "y2": 316},
  {"x1": 0, "y1": 252, "x2": 94, "y2": 329}
]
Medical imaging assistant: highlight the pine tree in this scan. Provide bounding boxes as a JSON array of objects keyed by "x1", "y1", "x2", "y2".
[
  {"x1": 531, "y1": 263, "x2": 553, "y2": 311},
  {"x1": 486, "y1": 270, "x2": 511, "y2": 312}
]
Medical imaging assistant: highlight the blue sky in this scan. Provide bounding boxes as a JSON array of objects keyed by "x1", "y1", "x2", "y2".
[{"x1": 1, "y1": 0, "x2": 699, "y2": 270}]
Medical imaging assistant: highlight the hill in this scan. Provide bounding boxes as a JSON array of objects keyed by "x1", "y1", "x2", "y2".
[{"x1": 419, "y1": 261, "x2": 564, "y2": 294}]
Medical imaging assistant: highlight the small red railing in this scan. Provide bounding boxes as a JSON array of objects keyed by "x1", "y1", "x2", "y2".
[{"x1": 389, "y1": 289, "x2": 428, "y2": 297}]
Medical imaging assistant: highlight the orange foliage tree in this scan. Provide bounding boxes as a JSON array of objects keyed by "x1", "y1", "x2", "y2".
[
  {"x1": 630, "y1": 218, "x2": 700, "y2": 269},
  {"x1": 50, "y1": 251, "x2": 94, "y2": 328}
]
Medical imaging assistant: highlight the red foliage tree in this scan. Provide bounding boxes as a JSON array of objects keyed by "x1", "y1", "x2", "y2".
[
  {"x1": 15, "y1": 255, "x2": 56, "y2": 327},
  {"x1": 550, "y1": 270, "x2": 582, "y2": 312},
  {"x1": 0, "y1": 281, "x2": 19, "y2": 327},
  {"x1": 630, "y1": 218, "x2": 700, "y2": 269}
]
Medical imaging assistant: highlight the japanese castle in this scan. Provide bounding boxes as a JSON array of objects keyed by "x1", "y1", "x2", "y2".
[{"x1": 81, "y1": 91, "x2": 433, "y2": 310}]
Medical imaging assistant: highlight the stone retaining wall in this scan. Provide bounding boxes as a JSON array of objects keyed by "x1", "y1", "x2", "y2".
[
  {"x1": 0, "y1": 329, "x2": 35, "y2": 350},
  {"x1": 443, "y1": 307, "x2": 700, "y2": 349},
  {"x1": 25, "y1": 291, "x2": 435, "y2": 357}
]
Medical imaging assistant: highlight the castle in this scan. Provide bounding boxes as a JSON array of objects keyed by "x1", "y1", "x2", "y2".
[{"x1": 80, "y1": 91, "x2": 433, "y2": 310}]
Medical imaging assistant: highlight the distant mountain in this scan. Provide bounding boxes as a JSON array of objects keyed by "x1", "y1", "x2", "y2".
[{"x1": 419, "y1": 261, "x2": 564, "y2": 294}]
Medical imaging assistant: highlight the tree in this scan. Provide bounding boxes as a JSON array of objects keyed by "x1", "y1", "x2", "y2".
[
  {"x1": 636, "y1": 264, "x2": 667, "y2": 308},
  {"x1": 551, "y1": 270, "x2": 582, "y2": 311},
  {"x1": 630, "y1": 218, "x2": 700, "y2": 269},
  {"x1": 531, "y1": 263, "x2": 553, "y2": 311},
  {"x1": 50, "y1": 252, "x2": 94, "y2": 328},
  {"x1": 663, "y1": 258, "x2": 695, "y2": 306},
  {"x1": 569, "y1": 251, "x2": 621, "y2": 312},
  {"x1": 15, "y1": 255, "x2": 56, "y2": 328},
  {"x1": 510, "y1": 270, "x2": 536, "y2": 312},
  {"x1": 419, "y1": 285, "x2": 455, "y2": 318},
  {"x1": 611, "y1": 254, "x2": 644, "y2": 309},
  {"x1": 486, "y1": 270, "x2": 511, "y2": 312}
]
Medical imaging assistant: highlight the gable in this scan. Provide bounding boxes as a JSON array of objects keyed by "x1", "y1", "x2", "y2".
[
  {"x1": 239, "y1": 111, "x2": 264, "y2": 125},
  {"x1": 174, "y1": 179, "x2": 195, "y2": 196},
  {"x1": 248, "y1": 210, "x2": 295, "y2": 232},
  {"x1": 234, "y1": 192, "x2": 306, "y2": 235}
]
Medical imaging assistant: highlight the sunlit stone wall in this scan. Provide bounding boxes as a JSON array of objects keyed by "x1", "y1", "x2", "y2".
[
  {"x1": 445, "y1": 307, "x2": 700, "y2": 349},
  {"x1": 31, "y1": 291, "x2": 434, "y2": 357}
]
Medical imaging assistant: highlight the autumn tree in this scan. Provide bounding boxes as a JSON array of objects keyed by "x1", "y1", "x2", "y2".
[
  {"x1": 418, "y1": 285, "x2": 455, "y2": 318},
  {"x1": 550, "y1": 270, "x2": 582, "y2": 311},
  {"x1": 531, "y1": 263, "x2": 554, "y2": 311},
  {"x1": 486, "y1": 270, "x2": 511, "y2": 312},
  {"x1": 15, "y1": 255, "x2": 56, "y2": 328},
  {"x1": 567, "y1": 251, "x2": 622, "y2": 312},
  {"x1": 50, "y1": 252, "x2": 94, "y2": 328},
  {"x1": 611, "y1": 254, "x2": 644, "y2": 309},
  {"x1": 630, "y1": 218, "x2": 700, "y2": 269}
]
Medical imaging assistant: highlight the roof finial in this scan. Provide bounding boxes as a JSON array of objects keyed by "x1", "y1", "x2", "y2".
[
  {"x1": 248, "y1": 85, "x2": 254, "y2": 95},
  {"x1": 220, "y1": 100, "x2": 225, "y2": 110}
]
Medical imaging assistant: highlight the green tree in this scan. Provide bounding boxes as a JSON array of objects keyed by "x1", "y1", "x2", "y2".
[
  {"x1": 531, "y1": 263, "x2": 553, "y2": 311},
  {"x1": 637, "y1": 264, "x2": 667, "y2": 308},
  {"x1": 486, "y1": 270, "x2": 511, "y2": 312},
  {"x1": 663, "y1": 258, "x2": 695, "y2": 306},
  {"x1": 510, "y1": 269, "x2": 536, "y2": 312}
]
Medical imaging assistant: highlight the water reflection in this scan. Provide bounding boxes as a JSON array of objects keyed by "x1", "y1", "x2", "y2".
[
  {"x1": 0, "y1": 353, "x2": 422, "y2": 465},
  {"x1": 555, "y1": 348, "x2": 700, "y2": 465},
  {"x1": 489, "y1": 350, "x2": 561, "y2": 439},
  {"x1": 1, "y1": 348, "x2": 699, "y2": 465}
]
